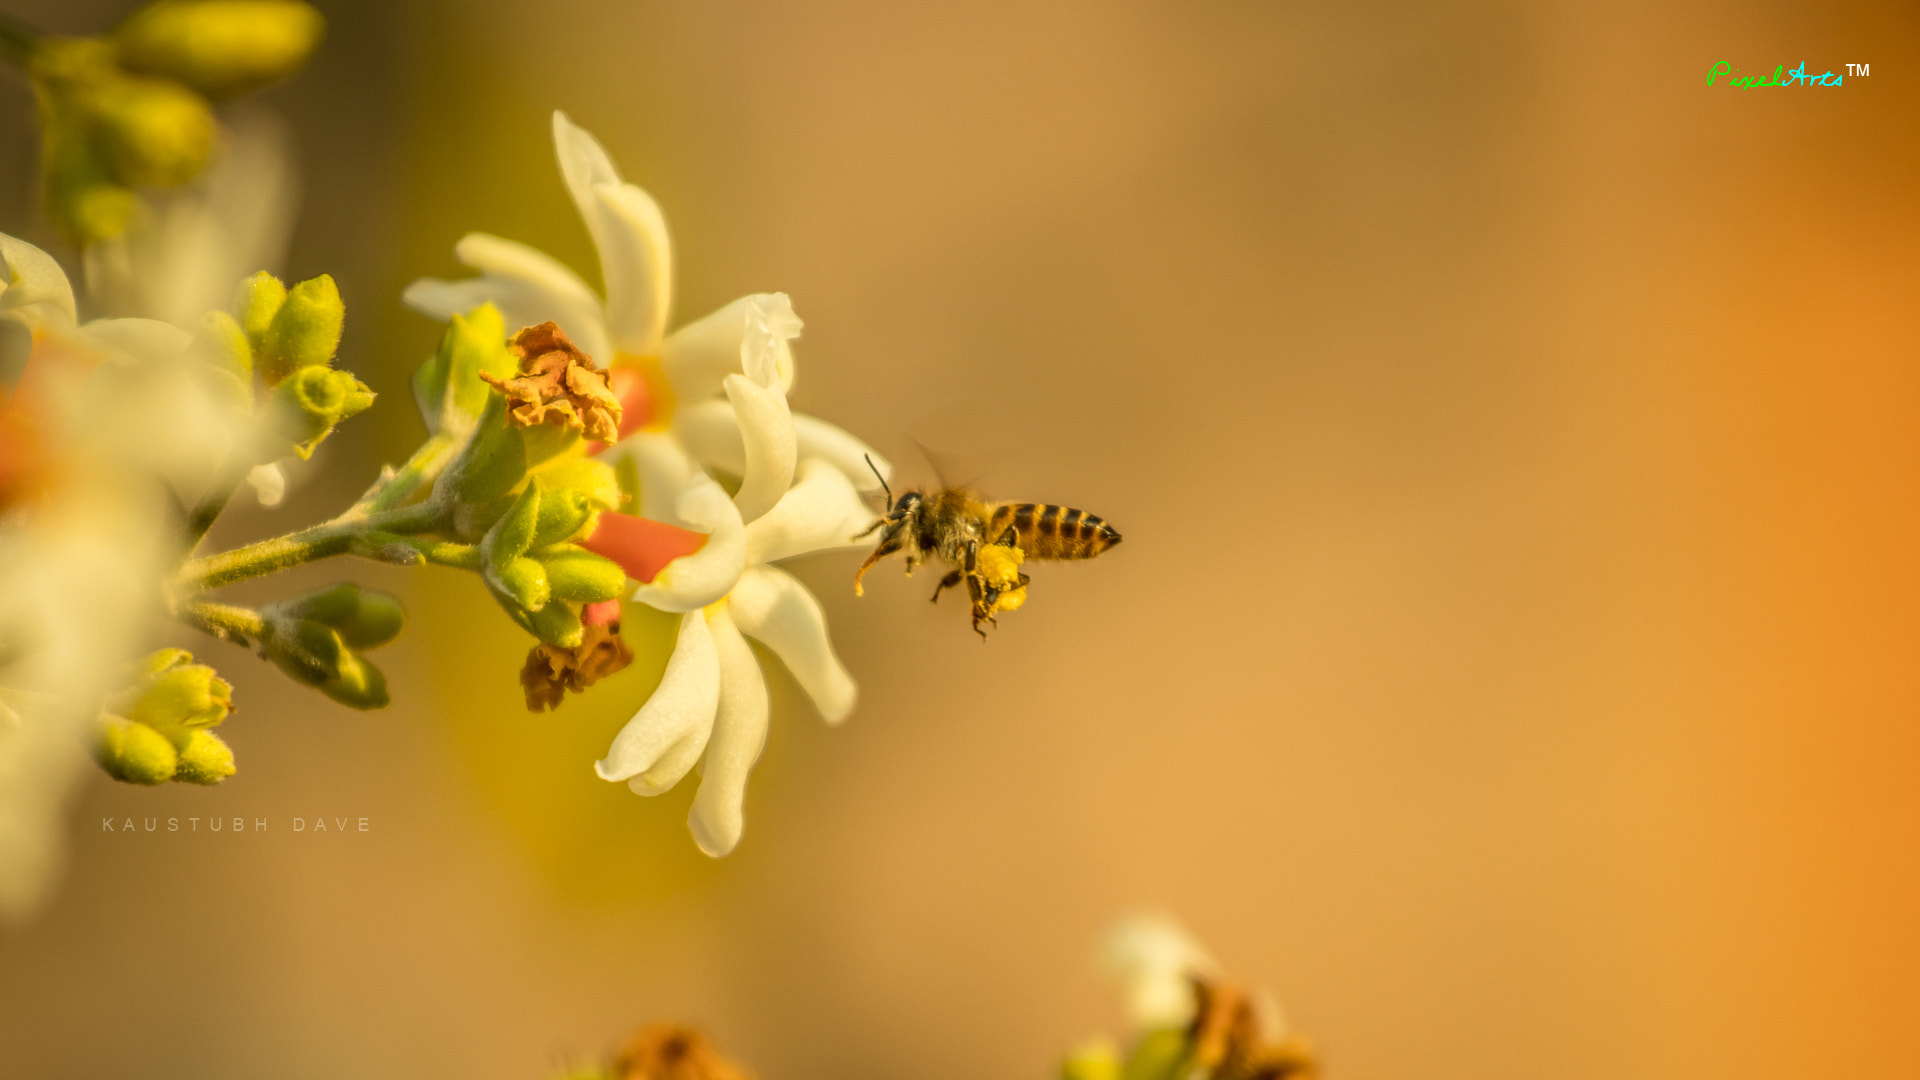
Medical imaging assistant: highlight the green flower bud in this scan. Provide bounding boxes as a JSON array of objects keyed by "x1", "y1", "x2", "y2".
[
  {"x1": 133, "y1": 647, "x2": 193, "y2": 676},
  {"x1": 173, "y1": 728, "x2": 236, "y2": 785},
  {"x1": 262, "y1": 618, "x2": 389, "y2": 709},
  {"x1": 412, "y1": 303, "x2": 515, "y2": 435},
  {"x1": 1061, "y1": 1041, "x2": 1121, "y2": 1080},
  {"x1": 537, "y1": 456, "x2": 622, "y2": 512},
  {"x1": 88, "y1": 74, "x2": 215, "y2": 188},
  {"x1": 97, "y1": 717, "x2": 178, "y2": 785},
  {"x1": 266, "y1": 583, "x2": 404, "y2": 649},
  {"x1": 191, "y1": 309, "x2": 253, "y2": 404},
  {"x1": 115, "y1": 0, "x2": 326, "y2": 100},
  {"x1": 124, "y1": 662, "x2": 232, "y2": 734},
  {"x1": 538, "y1": 546, "x2": 627, "y2": 603},
  {"x1": 1120, "y1": 1029, "x2": 1189, "y2": 1080},
  {"x1": 524, "y1": 595, "x2": 583, "y2": 649},
  {"x1": 483, "y1": 482, "x2": 541, "y2": 566},
  {"x1": 444, "y1": 395, "x2": 529, "y2": 511},
  {"x1": 257, "y1": 273, "x2": 342, "y2": 384},
  {"x1": 270, "y1": 363, "x2": 374, "y2": 457},
  {"x1": 232, "y1": 270, "x2": 287, "y2": 353},
  {"x1": 531, "y1": 487, "x2": 591, "y2": 548},
  {"x1": 489, "y1": 555, "x2": 550, "y2": 612}
]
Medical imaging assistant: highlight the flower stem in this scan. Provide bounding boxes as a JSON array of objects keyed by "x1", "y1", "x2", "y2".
[
  {"x1": 181, "y1": 453, "x2": 254, "y2": 556},
  {"x1": 177, "y1": 600, "x2": 268, "y2": 647},
  {"x1": 362, "y1": 431, "x2": 457, "y2": 514},
  {"x1": 180, "y1": 502, "x2": 443, "y2": 591}
]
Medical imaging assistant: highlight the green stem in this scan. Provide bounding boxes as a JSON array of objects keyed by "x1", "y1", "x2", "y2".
[
  {"x1": 181, "y1": 453, "x2": 253, "y2": 556},
  {"x1": 359, "y1": 530, "x2": 482, "y2": 570},
  {"x1": 0, "y1": 12, "x2": 40, "y2": 66},
  {"x1": 362, "y1": 431, "x2": 457, "y2": 514},
  {"x1": 179, "y1": 502, "x2": 443, "y2": 591},
  {"x1": 177, "y1": 600, "x2": 268, "y2": 646}
]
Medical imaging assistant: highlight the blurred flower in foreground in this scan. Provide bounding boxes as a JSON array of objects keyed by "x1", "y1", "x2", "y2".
[
  {"x1": 406, "y1": 113, "x2": 888, "y2": 857},
  {"x1": 558, "y1": 1022, "x2": 748, "y2": 1080},
  {"x1": 1066, "y1": 915, "x2": 1321, "y2": 1080},
  {"x1": 8, "y1": 0, "x2": 324, "y2": 245},
  {"x1": 0, "y1": 232, "x2": 244, "y2": 920}
]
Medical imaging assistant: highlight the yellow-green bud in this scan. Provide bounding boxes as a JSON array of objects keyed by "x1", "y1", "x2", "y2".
[
  {"x1": 97, "y1": 717, "x2": 178, "y2": 785},
  {"x1": 536, "y1": 456, "x2": 622, "y2": 512},
  {"x1": 539, "y1": 547, "x2": 627, "y2": 603},
  {"x1": 1120, "y1": 1029, "x2": 1188, "y2": 1080},
  {"x1": 115, "y1": 0, "x2": 326, "y2": 100},
  {"x1": 445, "y1": 396, "x2": 529, "y2": 511},
  {"x1": 124, "y1": 662, "x2": 232, "y2": 734},
  {"x1": 271, "y1": 363, "x2": 374, "y2": 456},
  {"x1": 173, "y1": 728, "x2": 236, "y2": 784},
  {"x1": 134, "y1": 647, "x2": 194, "y2": 676},
  {"x1": 192, "y1": 309, "x2": 253, "y2": 404},
  {"x1": 257, "y1": 274, "x2": 343, "y2": 384},
  {"x1": 232, "y1": 270, "x2": 287, "y2": 353},
  {"x1": 269, "y1": 583, "x2": 405, "y2": 649},
  {"x1": 88, "y1": 74, "x2": 216, "y2": 189},
  {"x1": 484, "y1": 483, "x2": 541, "y2": 565},
  {"x1": 525, "y1": 596, "x2": 583, "y2": 649},
  {"x1": 412, "y1": 303, "x2": 515, "y2": 434},
  {"x1": 262, "y1": 618, "x2": 389, "y2": 709},
  {"x1": 1061, "y1": 1041, "x2": 1122, "y2": 1080},
  {"x1": 531, "y1": 487, "x2": 591, "y2": 547},
  {"x1": 490, "y1": 555, "x2": 550, "y2": 612}
]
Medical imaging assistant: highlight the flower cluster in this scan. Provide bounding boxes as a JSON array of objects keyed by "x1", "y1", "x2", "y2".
[{"x1": 406, "y1": 112, "x2": 886, "y2": 856}]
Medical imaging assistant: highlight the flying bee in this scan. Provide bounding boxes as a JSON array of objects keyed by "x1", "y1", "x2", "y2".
[{"x1": 851, "y1": 456, "x2": 1122, "y2": 638}]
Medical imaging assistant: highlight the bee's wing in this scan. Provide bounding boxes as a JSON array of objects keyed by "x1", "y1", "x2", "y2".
[{"x1": 911, "y1": 438, "x2": 992, "y2": 493}]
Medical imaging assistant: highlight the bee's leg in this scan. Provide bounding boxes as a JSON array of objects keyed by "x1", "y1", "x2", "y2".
[
  {"x1": 929, "y1": 570, "x2": 963, "y2": 604},
  {"x1": 850, "y1": 517, "x2": 887, "y2": 542},
  {"x1": 992, "y1": 525, "x2": 1018, "y2": 547},
  {"x1": 853, "y1": 530, "x2": 906, "y2": 596}
]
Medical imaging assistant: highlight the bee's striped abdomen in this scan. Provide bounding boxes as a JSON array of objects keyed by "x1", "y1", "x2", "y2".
[{"x1": 990, "y1": 503, "x2": 1122, "y2": 560}]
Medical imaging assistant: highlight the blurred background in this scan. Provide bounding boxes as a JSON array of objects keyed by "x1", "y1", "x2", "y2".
[{"x1": 3, "y1": 1, "x2": 1919, "y2": 1078}]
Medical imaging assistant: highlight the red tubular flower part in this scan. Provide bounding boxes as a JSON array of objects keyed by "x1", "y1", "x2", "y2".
[{"x1": 580, "y1": 512, "x2": 707, "y2": 584}]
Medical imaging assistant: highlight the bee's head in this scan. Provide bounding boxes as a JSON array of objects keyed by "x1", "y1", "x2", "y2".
[{"x1": 892, "y1": 489, "x2": 923, "y2": 517}]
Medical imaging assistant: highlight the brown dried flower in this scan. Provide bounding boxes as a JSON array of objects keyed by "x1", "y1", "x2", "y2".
[
  {"x1": 612, "y1": 1023, "x2": 748, "y2": 1080},
  {"x1": 520, "y1": 617, "x2": 634, "y2": 712},
  {"x1": 1189, "y1": 978, "x2": 1320, "y2": 1080},
  {"x1": 481, "y1": 321, "x2": 622, "y2": 442}
]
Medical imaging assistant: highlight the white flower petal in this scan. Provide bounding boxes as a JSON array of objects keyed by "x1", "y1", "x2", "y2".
[
  {"x1": 687, "y1": 603, "x2": 770, "y2": 857},
  {"x1": 595, "y1": 609, "x2": 719, "y2": 793},
  {"x1": 605, "y1": 432, "x2": 701, "y2": 527},
  {"x1": 551, "y1": 113, "x2": 673, "y2": 355},
  {"x1": 79, "y1": 317, "x2": 193, "y2": 358},
  {"x1": 730, "y1": 565, "x2": 857, "y2": 724},
  {"x1": 630, "y1": 473, "x2": 746, "y2": 612},
  {"x1": 660, "y1": 293, "x2": 800, "y2": 402},
  {"x1": 1105, "y1": 914, "x2": 1221, "y2": 1029},
  {"x1": 745, "y1": 459, "x2": 884, "y2": 565},
  {"x1": 677, "y1": 405, "x2": 889, "y2": 500},
  {"x1": 723, "y1": 373, "x2": 795, "y2": 524},
  {"x1": 402, "y1": 262, "x2": 611, "y2": 364},
  {"x1": 453, "y1": 232, "x2": 611, "y2": 358},
  {"x1": 0, "y1": 232, "x2": 77, "y2": 330},
  {"x1": 245, "y1": 463, "x2": 286, "y2": 507},
  {"x1": 796, "y1": 413, "x2": 891, "y2": 495}
]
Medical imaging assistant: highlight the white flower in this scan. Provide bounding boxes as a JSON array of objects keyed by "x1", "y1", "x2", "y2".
[
  {"x1": 594, "y1": 460, "x2": 875, "y2": 857},
  {"x1": 1105, "y1": 913, "x2": 1221, "y2": 1029},
  {"x1": 406, "y1": 112, "x2": 894, "y2": 857},
  {"x1": 402, "y1": 111, "x2": 891, "y2": 500}
]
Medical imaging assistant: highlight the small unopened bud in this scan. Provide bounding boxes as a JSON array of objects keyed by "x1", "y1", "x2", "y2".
[
  {"x1": 123, "y1": 661, "x2": 232, "y2": 733},
  {"x1": 537, "y1": 456, "x2": 623, "y2": 513},
  {"x1": 257, "y1": 274, "x2": 343, "y2": 384},
  {"x1": 412, "y1": 302, "x2": 515, "y2": 434},
  {"x1": 173, "y1": 728, "x2": 236, "y2": 784},
  {"x1": 232, "y1": 270, "x2": 287, "y2": 353},
  {"x1": 88, "y1": 74, "x2": 216, "y2": 188},
  {"x1": 270, "y1": 363, "x2": 374, "y2": 456},
  {"x1": 262, "y1": 619, "x2": 390, "y2": 709},
  {"x1": 192, "y1": 308, "x2": 253, "y2": 403},
  {"x1": 490, "y1": 555, "x2": 551, "y2": 613},
  {"x1": 115, "y1": 0, "x2": 326, "y2": 100},
  {"x1": 484, "y1": 483, "x2": 541, "y2": 566},
  {"x1": 97, "y1": 717, "x2": 178, "y2": 785},
  {"x1": 531, "y1": 486, "x2": 592, "y2": 547},
  {"x1": 445, "y1": 396, "x2": 530, "y2": 512},
  {"x1": 1120, "y1": 1029, "x2": 1189, "y2": 1080},
  {"x1": 539, "y1": 547, "x2": 628, "y2": 604},
  {"x1": 267, "y1": 583, "x2": 405, "y2": 649}
]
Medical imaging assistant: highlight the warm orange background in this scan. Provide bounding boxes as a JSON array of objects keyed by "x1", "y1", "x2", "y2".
[{"x1": 3, "y1": 2, "x2": 1918, "y2": 1079}]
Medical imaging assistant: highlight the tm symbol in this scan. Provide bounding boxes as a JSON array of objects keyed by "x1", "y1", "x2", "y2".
[{"x1": 1847, "y1": 63, "x2": 1871, "y2": 77}]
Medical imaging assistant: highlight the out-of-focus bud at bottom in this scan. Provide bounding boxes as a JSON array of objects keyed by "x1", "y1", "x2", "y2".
[
  {"x1": 1061, "y1": 1040, "x2": 1122, "y2": 1080},
  {"x1": 1121, "y1": 1028, "x2": 1190, "y2": 1080},
  {"x1": 97, "y1": 717, "x2": 178, "y2": 785},
  {"x1": 174, "y1": 729, "x2": 236, "y2": 784}
]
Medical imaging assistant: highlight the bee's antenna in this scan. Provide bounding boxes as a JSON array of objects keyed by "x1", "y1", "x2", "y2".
[{"x1": 865, "y1": 453, "x2": 894, "y2": 507}]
